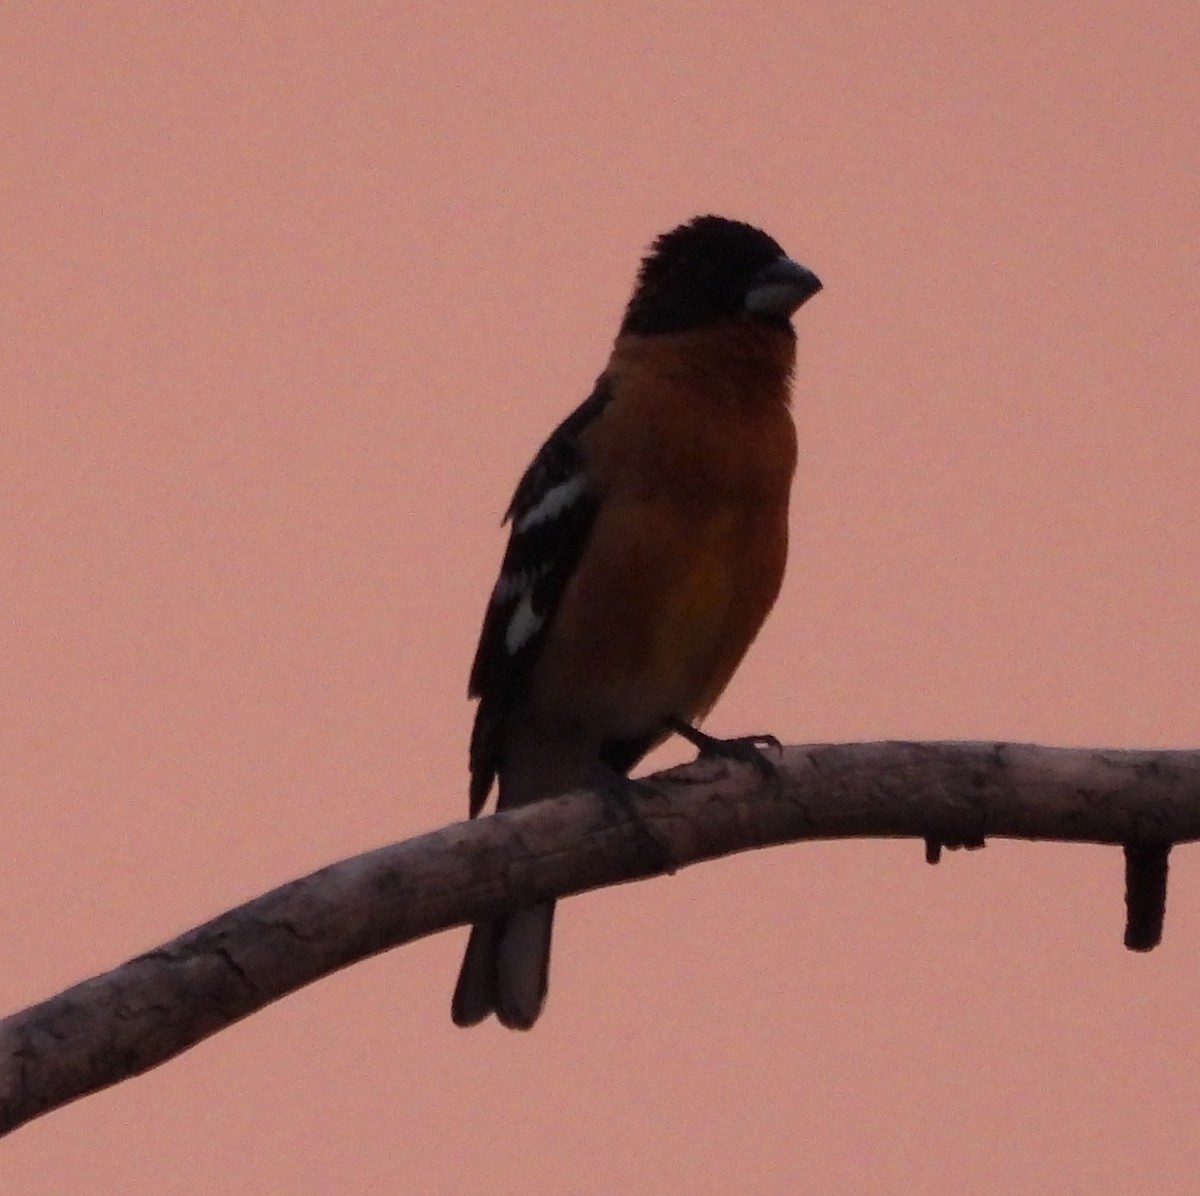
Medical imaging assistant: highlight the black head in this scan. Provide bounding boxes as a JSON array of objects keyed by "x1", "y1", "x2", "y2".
[{"x1": 620, "y1": 215, "x2": 821, "y2": 336}]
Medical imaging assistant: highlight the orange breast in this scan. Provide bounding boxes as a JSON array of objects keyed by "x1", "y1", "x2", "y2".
[{"x1": 524, "y1": 319, "x2": 797, "y2": 740}]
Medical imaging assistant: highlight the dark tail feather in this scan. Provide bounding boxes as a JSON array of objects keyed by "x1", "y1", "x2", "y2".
[
  {"x1": 451, "y1": 919, "x2": 499, "y2": 1027},
  {"x1": 494, "y1": 902, "x2": 555, "y2": 1029},
  {"x1": 451, "y1": 902, "x2": 556, "y2": 1030}
]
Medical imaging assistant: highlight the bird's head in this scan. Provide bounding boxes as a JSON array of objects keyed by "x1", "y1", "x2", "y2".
[{"x1": 621, "y1": 215, "x2": 821, "y2": 336}]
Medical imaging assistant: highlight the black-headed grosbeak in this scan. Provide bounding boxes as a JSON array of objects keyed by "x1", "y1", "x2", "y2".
[{"x1": 453, "y1": 215, "x2": 821, "y2": 1029}]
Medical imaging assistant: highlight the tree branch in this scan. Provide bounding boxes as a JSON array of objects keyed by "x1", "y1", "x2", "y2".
[{"x1": 3, "y1": 740, "x2": 1198, "y2": 1136}]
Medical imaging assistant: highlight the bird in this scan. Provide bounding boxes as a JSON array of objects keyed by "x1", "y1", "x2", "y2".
[{"x1": 452, "y1": 215, "x2": 821, "y2": 1029}]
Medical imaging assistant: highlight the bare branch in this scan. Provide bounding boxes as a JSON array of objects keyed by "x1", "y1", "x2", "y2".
[{"x1": 2, "y1": 740, "x2": 1198, "y2": 1136}]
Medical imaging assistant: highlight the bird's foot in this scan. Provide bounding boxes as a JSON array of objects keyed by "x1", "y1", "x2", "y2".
[
  {"x1": 665, "y1": 717, "x2": 781, "y2": 783},
  {"x1": 585, "y1": 762, "x2": 677, "y2": 874}
]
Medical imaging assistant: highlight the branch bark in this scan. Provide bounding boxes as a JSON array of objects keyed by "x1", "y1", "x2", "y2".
[{"x1": 3, "y1": 740, "x2": 1198, "y2": 1136}]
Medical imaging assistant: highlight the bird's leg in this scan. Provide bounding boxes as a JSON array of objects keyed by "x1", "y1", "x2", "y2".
[
  {"x1": 665, "y1": 716, "x2": 781, "y2": 783},
  {"x1": 586, "y1": 760, "x2": 654, "y2": 817},
  {"x1": 584, "y1": 761, "x2": 677, "y2": 874}
]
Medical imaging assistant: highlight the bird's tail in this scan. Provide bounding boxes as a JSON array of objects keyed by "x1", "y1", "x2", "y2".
[{"x1": 451, "y1": 902, "x2": 556, "y2": 1030}]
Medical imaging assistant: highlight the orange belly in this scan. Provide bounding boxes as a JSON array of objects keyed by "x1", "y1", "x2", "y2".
[{"x1": 528, "y1": 497, "x2": 787, "y2": 740}]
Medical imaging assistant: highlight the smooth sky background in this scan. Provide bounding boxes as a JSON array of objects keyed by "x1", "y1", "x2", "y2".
[{"x1": 4, "y1": 4, "x2": 1199, "y2": 1193}]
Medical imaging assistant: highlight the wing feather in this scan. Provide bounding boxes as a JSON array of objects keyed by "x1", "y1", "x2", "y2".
[{"x1": 467, "y1": 378, "x2": 614, "y2": 814}]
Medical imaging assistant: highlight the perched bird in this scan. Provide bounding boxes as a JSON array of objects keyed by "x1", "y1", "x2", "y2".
[{"x1": 452, "y1": 215, "x2": 821, "y2": 1029}]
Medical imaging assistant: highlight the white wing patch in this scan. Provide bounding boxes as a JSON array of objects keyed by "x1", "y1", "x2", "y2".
[
  {"x1": 513, "y1": 474, "x2": 587, "y2": 533},
  {"x1": 504, "y1": 594, "x2": 544, "y2": 654},
  {"x1": 492, "y1": 564, "x2": 549, "y2": 604}
]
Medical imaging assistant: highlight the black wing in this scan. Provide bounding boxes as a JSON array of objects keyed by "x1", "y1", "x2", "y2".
[{"x1": 467, "y1": 377, "x2": 615, "y2": 815}]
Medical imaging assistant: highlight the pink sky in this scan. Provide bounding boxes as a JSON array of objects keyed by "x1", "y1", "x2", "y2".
[{"x1": 4, "y1": 4, "x2": 1199, "y2": 1192}]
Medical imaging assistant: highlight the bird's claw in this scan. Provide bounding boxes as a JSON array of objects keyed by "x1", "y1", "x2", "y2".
[
  {"x1": 586, "y1": 764, "x2": 677, "y2": 874},
  {"x1": 666, "y1": 718, "x2": 781, "y2": 782}
]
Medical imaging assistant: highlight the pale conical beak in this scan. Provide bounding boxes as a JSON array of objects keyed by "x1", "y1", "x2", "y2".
[{"x1": 744, "y1": 257, "x2": 822, "y2": 318}]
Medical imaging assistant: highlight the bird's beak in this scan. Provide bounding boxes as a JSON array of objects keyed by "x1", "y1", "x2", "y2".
[{"x1": 744, "y1": 257, "x2": 822, "y2": 318}]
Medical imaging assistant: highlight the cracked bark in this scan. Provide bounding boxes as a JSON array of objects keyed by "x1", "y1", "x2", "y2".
[{"x1": 2, "y1": 739, "x2": 1198, "y2": 1137}]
